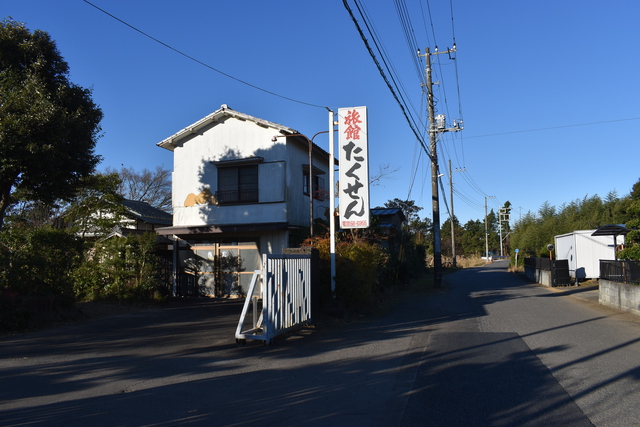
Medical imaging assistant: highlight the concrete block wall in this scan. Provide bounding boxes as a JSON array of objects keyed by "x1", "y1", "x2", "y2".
[
  {"x1": 525, "y1": 266, "x2": 553, "y2": 287},
  {"x1": 599, "y1": 279, "x2": 640, "y2": 317}
]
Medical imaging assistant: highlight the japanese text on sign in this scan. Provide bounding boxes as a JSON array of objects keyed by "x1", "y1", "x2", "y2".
[{"x1": 338, "y1": 107, "x2": 369, "y2": 229}]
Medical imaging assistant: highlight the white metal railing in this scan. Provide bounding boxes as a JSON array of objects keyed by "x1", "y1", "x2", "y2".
[{"x1": 235, "y1": 254, "x2": 312, "y2": 345}]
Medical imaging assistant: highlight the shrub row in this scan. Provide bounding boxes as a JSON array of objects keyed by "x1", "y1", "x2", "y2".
[
  {"x1": 307, "y1": 232, "x2": 428, "y2": 311},
  {"x1": 0, "y1": 226, "x2": 163, "y2": 331}
]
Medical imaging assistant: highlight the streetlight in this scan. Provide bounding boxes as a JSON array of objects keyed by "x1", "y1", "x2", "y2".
[{"x1": 272, "y1": 131, "x2": 329, "y2": 237}]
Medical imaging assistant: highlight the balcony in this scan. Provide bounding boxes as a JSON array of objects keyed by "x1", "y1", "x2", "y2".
[{"x1": 215, "y1": 189, "x2": 259, "y2": 205}]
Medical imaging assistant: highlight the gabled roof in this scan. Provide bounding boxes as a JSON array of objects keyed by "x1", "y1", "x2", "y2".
[
  {"x1": 121, "y1": 199, "x2": 172, "y2": 226},
  {"x1": 370, "y1": 208, "x2": 406, "y2": 229},
  {"x1": 370, "y1": 208, "x2": 406, "y2": 221},
  {"x1": 157, "y1": 104, "x2": 299, "y2": 151},
  {"x1": 156, "y1": 104, "x2": 334, "y2": 162}
]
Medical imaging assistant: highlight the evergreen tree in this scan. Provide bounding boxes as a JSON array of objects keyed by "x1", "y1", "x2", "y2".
[
  {"x1": 0, "y1": 20, "x2": 103, "y2": 228},
  {"x1": 618, "y1": 179, "x2": 640, "y2": 260}
]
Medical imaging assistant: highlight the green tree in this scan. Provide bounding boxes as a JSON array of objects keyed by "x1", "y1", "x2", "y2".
[
  {"x1": 0, "y1": 225, "x2": 84, "y2": 296},
  {"x1": 618, "y1": 179, "x2": 640, "y2": 260},
  {"x1": 0, "y1": 20, "x2": 103, "y2": 228},
  {"x1": 382, "y1": 198, "x2": 422, "y2": 224},
  {"x1": 3, "y1": 198, "x2": 64, "y2": 229},
  {"x1": 631, "y1": 179, "x2": 640, "y2": 200},
  {"x1": 73, "y1": 232, "x2": 161, "y2": 302},
  {"x1": 63, "y1": 173, "x2": 127, "y2": 238},
  {"x1": 441, "y1": 215, "x2": 463, "y2": 258},
  {"x1": 381, "y1": 198, "x2": 432, "y2": 245},
  {"x1": 461, "y1": 219, "x2": 485, "y2": 256}
]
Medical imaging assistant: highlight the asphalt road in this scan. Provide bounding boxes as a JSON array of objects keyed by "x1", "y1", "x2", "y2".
[{"x1": 2, "y1": 260, "x2": 639, "y2": 426}]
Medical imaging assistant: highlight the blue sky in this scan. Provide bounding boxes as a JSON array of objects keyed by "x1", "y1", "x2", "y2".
[{"x1": 4, "y1": 1, "x2": 640, "y2": 226}]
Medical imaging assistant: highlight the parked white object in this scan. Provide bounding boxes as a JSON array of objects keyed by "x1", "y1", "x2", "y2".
[
  {"x1": 236, "y1": 254, "x2": 312, "y2": 345},
  {"x1": 554, "y1": 230, "x2": 623, "y2": 280}
]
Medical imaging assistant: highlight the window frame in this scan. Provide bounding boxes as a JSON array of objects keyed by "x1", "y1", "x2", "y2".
[
  {"x1": 303, "y1": 168, "x2": 326, "y2": 201},
  {"x1": 215, "y1": 162, "x2": 260, "y2": 205}
]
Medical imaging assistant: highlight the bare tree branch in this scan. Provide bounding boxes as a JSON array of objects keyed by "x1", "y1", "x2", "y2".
[
  {"x1": 105, "y1": 165, "x2": 172, "y2": 212},
  {"x1": 369, "y1": 163, "x2": 400, "y2": 187}
]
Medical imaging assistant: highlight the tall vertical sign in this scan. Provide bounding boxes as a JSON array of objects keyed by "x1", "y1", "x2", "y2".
[{"x1": 338, "y1": 106, "x2": 369, "y2": 229}]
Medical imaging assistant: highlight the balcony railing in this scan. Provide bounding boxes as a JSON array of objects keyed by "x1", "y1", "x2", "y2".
[{"x1": 216, "y1": 189, "x2": 259, "y2": 204}]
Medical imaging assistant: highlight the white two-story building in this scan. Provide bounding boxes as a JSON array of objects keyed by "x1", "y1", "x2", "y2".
[{"x1": 156, "y1": 105, "x2": 333, "y2": 296}]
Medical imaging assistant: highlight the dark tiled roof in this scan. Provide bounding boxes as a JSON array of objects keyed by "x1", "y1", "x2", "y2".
[
  {"x1": 370, "y1": 208, "x2": 406, "y2": 221},
  {"x1": 121, "y1": 199, "x2": 172, "y2": 226}
]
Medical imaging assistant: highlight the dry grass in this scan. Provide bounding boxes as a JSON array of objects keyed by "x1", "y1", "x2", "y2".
[
  {"x1": 454, "y1": 255, "x2": 488, "y2": 268},
  {"x1": 426, "y1": 255, "x2": 488, "y2": 268}
]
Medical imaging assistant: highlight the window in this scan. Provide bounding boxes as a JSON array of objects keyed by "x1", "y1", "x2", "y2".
[
  {"x1": 303, "y1": 170, "x2": 325, "y2": 201},
  {"x1": 217, "y1": 165, "x2": 259, "y2": 204}
]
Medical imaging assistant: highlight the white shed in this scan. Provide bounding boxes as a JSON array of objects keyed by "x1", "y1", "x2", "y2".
[{"x1": 554, "y1": 228, "x2": 624, "y2": 280}]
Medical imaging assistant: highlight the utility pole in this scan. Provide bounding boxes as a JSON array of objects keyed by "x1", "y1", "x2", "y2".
[
  {"x1": 418, "y1": 46, "x2": 463, "y2": 287},
  {"x1": 485, "y1": 196, "x2": 496, "y2": 262},
  {"x1": 329, "y1": 110, "x2": 337, "y2": 298},
  {"x1": 450, "y1": 160, "x2": 455, "y2": 268},
  {"x1": 448, "y1": 160, "x2": 465, "y2": 268},
  {"x1": 499, "y1": 207, "x2": 510, "y2": 257}
]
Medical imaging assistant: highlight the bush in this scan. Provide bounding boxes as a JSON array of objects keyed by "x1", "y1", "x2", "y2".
[
  {"x1": 73, "y1": 233, "x2": 161, "y2": 302},
  {"x1": 0, "y1": 225, "x2": 84, "y2": 297},
  {"x1": 306, "y1": 234, "x2": 388, "y2": 310},
  {"x1": 0, "y1": 289, "x2": 29, "y2": 332},
  {"x1": 0, "y1": 226, "x2": 86, "y2": 331}
]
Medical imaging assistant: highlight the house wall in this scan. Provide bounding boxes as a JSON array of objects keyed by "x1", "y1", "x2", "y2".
[
  {"x1": 171, "y1": 117, "x2": 290, "y2": 226},
  {"x1": 170, "y1": 117, "x2": 331, "y2": 229},
  {"x1": 284, "y1": 138, "x2": 331, "y2": 227}
]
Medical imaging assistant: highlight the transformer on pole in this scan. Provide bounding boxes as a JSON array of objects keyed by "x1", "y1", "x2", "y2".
[{"x1": 418, "y1": 46, "x2": 463, "y2": 287}]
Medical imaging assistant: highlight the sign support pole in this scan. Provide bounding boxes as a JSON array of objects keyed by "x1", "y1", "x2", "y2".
[{"x1": 329, "y1": 109, "x2": 336, "y2": 297}]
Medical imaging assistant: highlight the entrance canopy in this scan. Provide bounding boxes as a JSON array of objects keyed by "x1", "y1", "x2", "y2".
[
  {"x1": 591, "y1": 224, "x2": 630, "y2": 238},
  {"x1": 592, "y1": 224, "x2": 631, "y2": 260}
]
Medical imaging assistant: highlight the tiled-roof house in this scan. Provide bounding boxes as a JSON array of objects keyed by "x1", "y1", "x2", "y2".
[{"x1": 120, "y1": 199, "x2": 172, "y2": 231}]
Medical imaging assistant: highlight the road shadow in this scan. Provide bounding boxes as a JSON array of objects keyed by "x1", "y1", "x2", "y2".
[{"x1": 2, "y1": 260, "x2": 635, "y2": 426}]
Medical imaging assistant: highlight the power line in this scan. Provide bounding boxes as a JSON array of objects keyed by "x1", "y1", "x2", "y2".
[
  {"x1": 394, "y1": 0, "x2": 423, "y2": 81},
  {"x1": 82, "y1": 0, "x2": 328, "y2": 110},
  {"x1": 465, "y1": 117, "x2": 640, "y2": 139},
  {"x1": 453, "y1": 188, "x2": 484, "y2": 211},
  {"x1": 344, "y1": 0, "x2": 432, "y2": 162}
]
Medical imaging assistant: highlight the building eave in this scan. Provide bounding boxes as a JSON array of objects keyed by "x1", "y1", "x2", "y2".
[
  {"x1": 156, "y1": 222, "x2": 289, "y2": 237},
  {"x1": 156, "y1": 104, "x2": 299, "y2": 151}
]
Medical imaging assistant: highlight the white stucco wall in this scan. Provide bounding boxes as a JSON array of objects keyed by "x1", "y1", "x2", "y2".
[
  {"x1": 172, "y1": 202, "x2": 287, "y2": 227},
  {"x1": 171, "y1": 117, "x2": 290, "y2": 227},
  {"x1": 169, "y1": 115, "x2": 331, "y2": 229}
]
